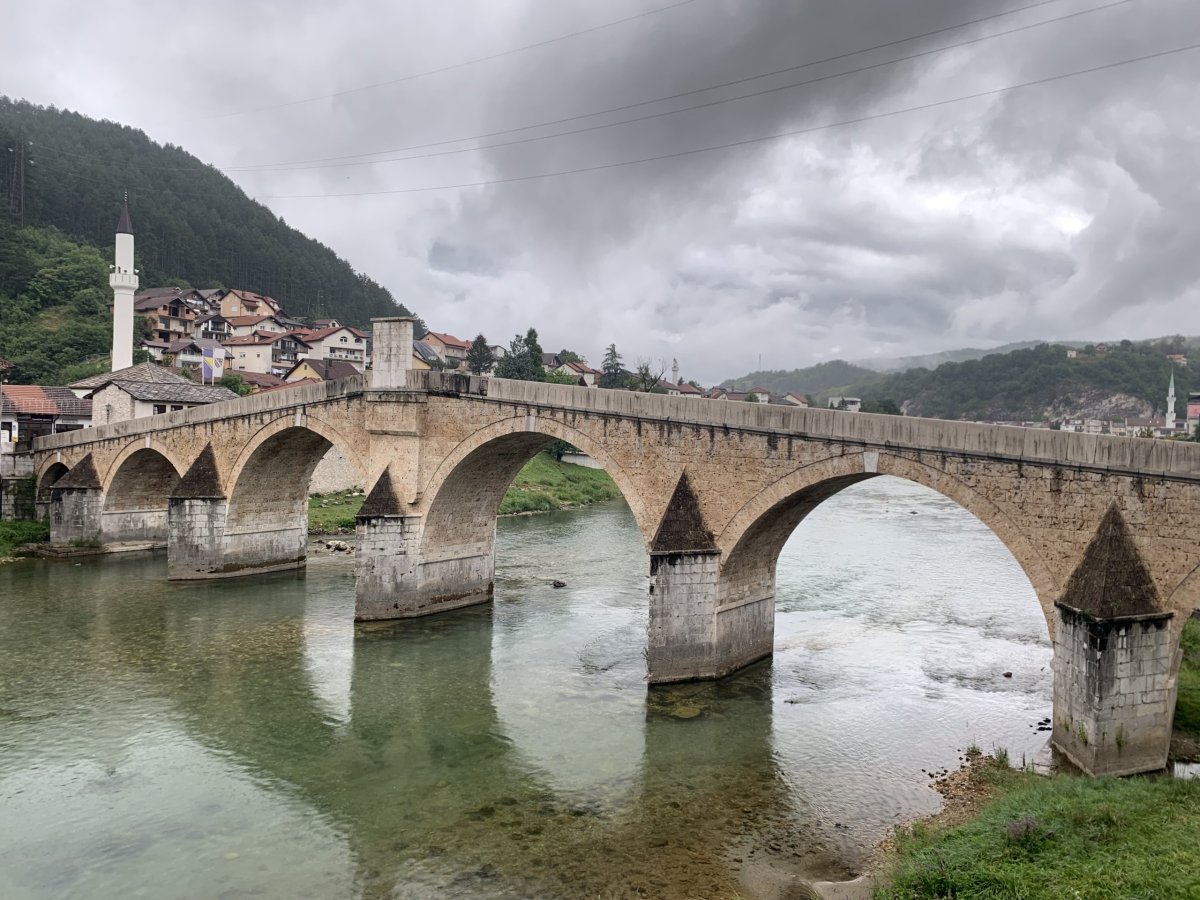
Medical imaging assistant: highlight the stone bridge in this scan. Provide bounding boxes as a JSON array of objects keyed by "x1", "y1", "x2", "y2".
[{"x1": 32, "y1": 319, "x2": 1200, "y2": 775}]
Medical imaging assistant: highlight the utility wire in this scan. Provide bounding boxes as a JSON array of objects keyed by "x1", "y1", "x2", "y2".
[
  {"x1": 228, "y1": 0, "x2": 1132, "y2": 174},
  {"x1": 231, "y1": 0, "x2": 1087, "y2": 172},
  {"x1": 152, "y1": 0, "x2": 707, "y2": 126},
  {"x1": 257, "y1": 41, "x2": 1200, "y2": 199}
]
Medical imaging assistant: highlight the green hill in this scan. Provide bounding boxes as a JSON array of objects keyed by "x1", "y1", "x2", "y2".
[
  {"x1": 721, "y1": 360, "x2": 877, "y2": 396},
  {"x1": 0, "y1": 97, "x2": 411, "y2": 326},
  {"x1": 847, "y1": 341, "x2": 1191, "y2": 421}
]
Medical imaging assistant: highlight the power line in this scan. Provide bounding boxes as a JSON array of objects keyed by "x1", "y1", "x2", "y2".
[
  {"x1": 227, "y1": 0, "x2": 1132, "y2": 175},
  {"x1": 258, "y1": 41, "x2": 1200, "y2": 200},
  {"x1": 152, "y1": 0, "x2": 708, "y2": 126},
  {"x1": 230, "y1": 0, "x2": 1087, "y2": 172}
]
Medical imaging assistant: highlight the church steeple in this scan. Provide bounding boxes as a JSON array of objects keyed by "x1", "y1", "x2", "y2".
[{"x1": 1166, "y1": 371, "x2": 1177, "y2": 431}]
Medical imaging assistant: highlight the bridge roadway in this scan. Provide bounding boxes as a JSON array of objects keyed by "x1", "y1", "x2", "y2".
[{"x1": 31, "y1": 341, "x2": 1200, "y2": 776}]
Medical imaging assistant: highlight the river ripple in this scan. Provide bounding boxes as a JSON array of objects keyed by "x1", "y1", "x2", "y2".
[{"x1": 0, "y1": 476, "x2": 1051, "y2": 899}]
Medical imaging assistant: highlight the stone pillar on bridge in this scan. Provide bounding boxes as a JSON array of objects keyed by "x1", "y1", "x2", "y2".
[
  {"x1": 355, "y1": 467, "x2": 422, "y2": 620},
  {"x1": 647, "y1": 472, "x2": 774, "y2": 683},
  {"x1": 167, "y1": 445, "x2": 230, "y2": 580},
  {"x1": 1051, "y1": 505, "x2": 1178, "y2": 776},
  {"x1": 370, "y1": 316, "x2": 415, "y2": 390},
  {"x1": 49, "y1": 453, "x2": 104, "y2": 545}
]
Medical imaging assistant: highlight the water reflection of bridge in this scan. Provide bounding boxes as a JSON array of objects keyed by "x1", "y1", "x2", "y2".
[{"x1": 108, "y1": 572, "x2": 811, "y2": 898}]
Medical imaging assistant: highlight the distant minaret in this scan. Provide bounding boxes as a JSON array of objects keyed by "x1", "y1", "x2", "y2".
[
  {"x1": 1166, "y1": 371, "x2": 1177, "y2": 431},
  {"x1": 672, "y1": 358, "x2": 679, "y2": 385},
  {"x1": 109, "y1": 197, "x2": 138, "y2": 371}
]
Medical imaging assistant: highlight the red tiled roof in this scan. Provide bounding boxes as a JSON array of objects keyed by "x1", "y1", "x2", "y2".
[
  {"x1": 2, "y1": 385, "x2": 92, "y2": 417},
  {"x1": 258, "y1": 378, "x2": 319, "y2": 393},
  {"x1": 225, "y1": 315, "x2": 275, "y2": 327},
  {"x1": 425, "y1": 331, "x2": 471, "y2": 350},
  {"x1": 232, "y1": 371, "x2": 286, "y2": 388},
  {"x1": 224, "y1": 330, "x2": 310, "y2": 347}
]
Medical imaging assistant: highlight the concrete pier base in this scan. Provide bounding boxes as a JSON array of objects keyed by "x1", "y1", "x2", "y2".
[{"x1": 1051, "y1": 604, "x2": 1177, "y2": 776}]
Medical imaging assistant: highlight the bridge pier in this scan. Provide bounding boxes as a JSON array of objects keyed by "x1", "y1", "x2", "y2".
[
  {"x1": 167, "y1": 496, "x2": 230, "y2": 579},
  {"x1": 354, "y1": 469, "x2": 495, "y2": 620},
  {"x1": 48, "y1": 453, "x2": 104, "y2": 545}
]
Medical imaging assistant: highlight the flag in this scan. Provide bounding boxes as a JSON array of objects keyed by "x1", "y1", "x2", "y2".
[{"x1": 202, "y1": 346, "x2": 226, "y2": 382}]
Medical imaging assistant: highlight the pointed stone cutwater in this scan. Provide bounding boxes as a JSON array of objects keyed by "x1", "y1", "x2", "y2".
[
  {"x1": 358, "y1": 466, "x2": 404, "y2": 519},
  {"x1": 356, "y1": 465, "x2": 424, "y2": 621},
  {"x1": 168, "y1": 443, "x2": 230, "y2": 580},
  {"x1": 648, "y1": 470, "x2": 772, "y2": 684},
  {"x1": 49, "y1": 453, "x2": 103, "y2": 544},
  {"x1": 1052, "y1": 503, "x2": 1177, "y2": 776}
]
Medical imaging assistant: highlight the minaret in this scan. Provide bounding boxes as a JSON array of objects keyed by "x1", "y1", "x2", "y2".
[
  {"x1": 672, "y1": 358, "x2": 679, "y2": 385},
  {"x1": 1166, "y1": 371, "x2": 1176, "y2": 431},
  {"x1": 109, "y1": 197, "x2": 138, "y2": 371}
]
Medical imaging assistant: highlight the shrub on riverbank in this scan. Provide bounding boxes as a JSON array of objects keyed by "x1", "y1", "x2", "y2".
[
  {"x1": 877, "y1": 760, "x2": 1200, "y2": 898},
  {"x1": 0, "y1": 519, "x2": 49, "y2": 557},
  {"x1": 306, "y1": 453, "x2": 621, "y2": 532}
]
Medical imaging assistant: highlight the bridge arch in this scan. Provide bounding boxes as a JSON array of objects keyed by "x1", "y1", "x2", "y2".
[
  {"x1": 418, "y1": 414, "x2": 653, "y2": 556},
  {"x1": 223, "y1": 416, "x2": 367, "y2": 540},
  {"x1": 715, "y1": 450, "x2": 1061, "y2": 635},
  {"x1": 36, "y1": 460, "x2": 71, "y2": 500},
  {"x1": 100, "y1": 446, "x2": 184, "y2": 545}
]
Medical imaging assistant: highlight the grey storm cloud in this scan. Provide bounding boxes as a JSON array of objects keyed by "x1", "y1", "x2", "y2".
[{"x1": 3, "y1": 0, "x2": 1199, "y2": 382}]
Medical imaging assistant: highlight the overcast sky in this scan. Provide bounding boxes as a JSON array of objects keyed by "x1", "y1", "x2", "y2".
[{"x1": 3, "y1": 0, "x2": 1199, "y2": 382}]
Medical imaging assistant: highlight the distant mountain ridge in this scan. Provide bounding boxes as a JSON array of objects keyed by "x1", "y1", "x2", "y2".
[
  {"x1": 0, "y1": 97, "x2": 412, "y2": 326},
  {"x1": 851, "y1": 340, "x2": 1057, "y2": 373}
]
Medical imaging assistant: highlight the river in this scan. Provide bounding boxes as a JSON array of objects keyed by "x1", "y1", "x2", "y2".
[{"x1": 0, "y1": 476, "x2": 1053, "y2": 899}]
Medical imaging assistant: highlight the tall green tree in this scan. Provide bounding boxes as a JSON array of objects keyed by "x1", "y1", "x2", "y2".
[
  {"x1": 494, "y1": 328, "x2": 545, "y2": 381},
  {"x1": 465, "y1": 334, "x2": 495, "y2": 375},
  {"x1": 600, "y1": 344, "x2": 624, "y2": 388}
]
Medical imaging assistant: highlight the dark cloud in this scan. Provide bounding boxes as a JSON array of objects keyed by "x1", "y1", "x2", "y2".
[{"x1": 3, "y1": 0, "x2": 1198, "y2": 381}]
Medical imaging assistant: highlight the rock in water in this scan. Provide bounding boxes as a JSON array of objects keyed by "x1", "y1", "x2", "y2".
[{"x1": 552, "y1": 580, "x2": 567, "y2": 588}]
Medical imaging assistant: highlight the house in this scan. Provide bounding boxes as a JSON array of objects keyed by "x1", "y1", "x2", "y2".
[
  {"x1": 1065, "y1": 348, "x2": 1079, "y2": 359},
  {"x1": 412, "y1": 340, "x2": 442, "y2": 370},
  {"x1": 424, "y1": 331, "x2": 471, "y2": 368},
  {"x1": 70, "y1": 362, "x2": 237, "y2": 425},
  {"x1": 293, "y1": 325, "x2": 368, "y2": 367},
  {"x1": 133, "y1": 291, "x2": 201, "y2": 343},
  {"x1": 1094, "y1": 342, "x2": 1110, "y2": 355},
  {"x1": 555, "y1": 360, "x2": 602, "y2": 386},
  {"x1": 220, "y1": 289, "x2": 283, "y2": 319},
  {"x1": 311, "y1": 317, "x2": 341, "y2": 329},
  {"x1": 827, "y1": 396, "x2": 863, "y2": 412},
  {"x1": 1188, "y1": 392, "x2": 1200, "y2": 432},
  {"x1": 674, "y1": 381, "x2": 704, "y2": 398},
  {"x1": 160, "y1": 338, "x2": 226, "y2": 370},
  {"x1": 1, "y1": 385, "x2": 92, "y2": 450},
  {"x1": 282, "y1": 358, "x2": 362, "y2": 383},
  {"x1": 1167, "y1": 354, "x2": 1188, "y2": 368},
  {"x1": 195, "y1": 314, "x2": 234, "y2": 342},
  {"x1": 223, "y1": 331, "x2": 312, "y2": 375},
  {"x1": 226, "y1": 314, "x2": 288, "y2": 337},
  {"x1": 779, "y1": 392, "x2": 808, "y2": 407},
  {"x1": 229, "y1": 370, "x2": 286, "y2": 392}
]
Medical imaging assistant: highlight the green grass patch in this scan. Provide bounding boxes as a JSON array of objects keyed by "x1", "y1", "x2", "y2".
[
  {"x1": 497, "y1": 452, "x2": 621, "y2": 516},
  {"x1": 305, "y1": 453, "x2": 621, "y2": 531},
  {"x1": 1177, "y1": 617, "x2": 1200, "y2": 736},
  {"x1": 878, "y1": 764, "x2": 1200, "y2": 899},
  {"x1": 0, "y1": 519, "x2": 49, "y2": 556}
]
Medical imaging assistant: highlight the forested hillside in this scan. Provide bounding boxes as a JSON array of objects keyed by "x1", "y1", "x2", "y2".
[
  {"x1": 0, "y1": 98, "x2": 411, "y2": 325},
  {"x1": 849, "y1": 341, "x2": 1192, "y2": 421},
  {"x1": 0, "y1": 222, "x2": 134, "y2": 383}
]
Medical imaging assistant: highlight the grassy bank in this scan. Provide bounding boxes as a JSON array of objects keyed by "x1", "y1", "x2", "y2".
[
  {"x1": 308, "y1": 452, "x2": 621, "y2": 532},
  {"x1": 0, "y1": 520, "x2": 49, "y2": 557},
  {"x1": 876, "y1": 757, "x2": 1200, "y2": 899},
  {"x1": 1176, "y1": 617, "x2": 1200, "y2": 737}
]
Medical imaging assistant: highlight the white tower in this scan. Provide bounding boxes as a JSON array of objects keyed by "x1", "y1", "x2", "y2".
[
  {"x1": 109, "y1": 198, "x2": 138, "y2": 371},
  {"x1": 1166, "y1": 371, "x2": 1177, "y2": 431}
]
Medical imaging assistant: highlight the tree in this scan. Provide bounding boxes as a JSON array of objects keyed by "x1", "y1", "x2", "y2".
[
  {"x1": 1192, "y1": 423, "x2": 1200, "y2": 443},
  {"x1": 633, "y1": 359, "x2": 666, "y2": 393},
  {"x1": 600, "y1": 344, "x2": 624, "y2": 389},
  {"x1": 465, "y1": 334, "x2": 495, "y2": 375},
  {"x1": 218, "y1": 373, "x2": 252, "y2": 396},
  {"x1": 545, "y1": 369, "x2": 579, "y2": 385},
  {"x1": 744, "y1": 393, "x2": 760, "y2": 403},
  {"x1": 556, "y1": 349, "x2": 583, "y2": 365},
  {"x1": 494, "y1": 328, "x2": 545, "y2": 381}
]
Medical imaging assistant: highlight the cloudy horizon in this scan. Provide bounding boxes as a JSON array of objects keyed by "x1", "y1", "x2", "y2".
[{"x1": 3, "y1": 0, "x2": 1199, "y2": 383}]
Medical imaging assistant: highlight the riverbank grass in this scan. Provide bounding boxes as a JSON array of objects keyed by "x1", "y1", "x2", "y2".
[
  {"x1": 1176, "y1": 617, "x2": 1200, "y2": 737},
  {"x1": 0, "y1": 520, "x2": 49, "y2": 557},
  {"x1": 497, "y1": 452, "x2": 620, "y2": 515},
  {"x1": 877, "y1": 760, "x2": 1200, "y2": 899},
  {"x1": 307, "y1": 452, "x2": 621, "y2": 531}
]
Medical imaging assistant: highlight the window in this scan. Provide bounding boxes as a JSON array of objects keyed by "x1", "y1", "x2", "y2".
[
  {"x1": 153, "y1": 404, "x2": 167, "y2": 415},
  {"x1": 171, "y1": 405, "x2": 185, "y2": 412},
  {"x1": 340, "y1": 336, "x2": 348, "y2": 343}
]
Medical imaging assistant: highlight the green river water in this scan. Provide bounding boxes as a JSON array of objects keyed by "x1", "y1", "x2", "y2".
[{"x1": 0, "y1": 477, "x2": 1053, "y2": 899}]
